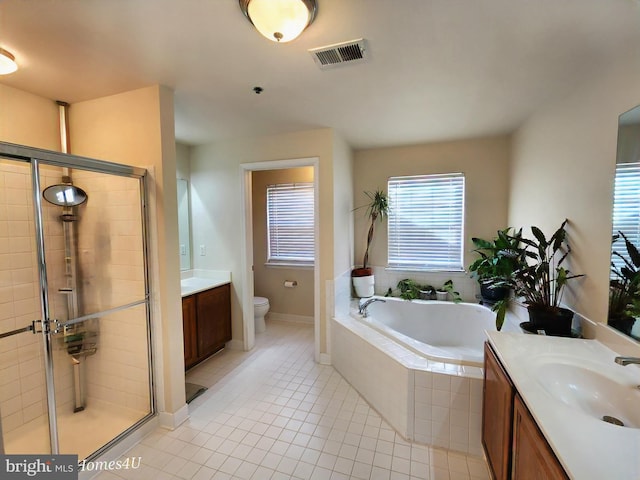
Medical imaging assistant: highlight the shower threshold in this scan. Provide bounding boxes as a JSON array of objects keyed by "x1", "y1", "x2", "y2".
[{"x1": 3, "y1": 402, "x2": 146, "y2": 460}]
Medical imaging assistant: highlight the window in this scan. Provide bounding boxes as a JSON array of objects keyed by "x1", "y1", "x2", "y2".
[
  {"x1": 387, "y1": 173, "x2": 465, "y2": 270},
  {"x1": 266, "y1": 183, "x2": 314, "y2": 265},
  {"x1": 612, "y1": 162, "x2": 640, "y2": 273}
]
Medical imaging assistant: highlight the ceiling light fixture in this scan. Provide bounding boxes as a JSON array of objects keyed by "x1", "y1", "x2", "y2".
[
  {"x1": 0, "y1": 48, "x2": 17, "y2": 75},
  {"x1": 239, "y1": 0, "x2": 317, "y2": 43}
]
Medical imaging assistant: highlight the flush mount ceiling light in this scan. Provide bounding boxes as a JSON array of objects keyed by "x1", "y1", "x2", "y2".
[
  {"x1": 239, "y1": 0, "x2": 317, "y2": 43},
  {"x1": 0, "y1": 48, "x2": 17, "y2": 75}
]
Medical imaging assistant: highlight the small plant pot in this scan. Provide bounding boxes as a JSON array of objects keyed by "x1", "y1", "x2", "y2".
[
  {"x1": 352, "y1": 275, "x2": 375, "y2": 298},
  {"x1": 436, "y1": 290, "x2": 448, "y2": 301},
  {"x1": 527, "y1": 305, "x2": 574, "y2": 336},
  {"x1": 419, "y1": 290, "x2": 435, "y2": 300},
  {"x1": 479, "y1": 280, "x2": 509, "y2": 303}
]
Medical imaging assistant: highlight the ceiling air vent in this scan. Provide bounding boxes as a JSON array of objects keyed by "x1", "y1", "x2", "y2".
[{"x1": 309, "y1": 39, "x2": 368, "y2": 69}]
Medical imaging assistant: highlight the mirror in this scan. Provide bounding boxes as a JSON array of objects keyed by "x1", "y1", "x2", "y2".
[
  {"x1": 609, "y1": 104, "x2": 640, "y2": 340},
  {"x1": 177, "y1": 178, "x2": 192, "y2": 271}
]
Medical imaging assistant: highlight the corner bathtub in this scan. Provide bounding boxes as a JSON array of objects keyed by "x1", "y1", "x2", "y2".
[
  {"x1": 358, "y1": 296, "x2": 496, "y2": 366},
  {"x1": 331, "y1": 296, "x2": 498, "y2": 456}
]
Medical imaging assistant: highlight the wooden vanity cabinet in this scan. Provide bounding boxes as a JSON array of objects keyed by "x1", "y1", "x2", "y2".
[
  {"x1": 482, "y1": 342, "x2": 515, "y2": 480},
  {"x1": 183, "y1": 283, "x2": 232, "y2": 370},
  {"x1": 512, "y1": 394, "x2": 569, "y2": 480},
  {"x1": 182, "y1": 295, "x2": 199, "y2": 368},
  {"x1": 483, "y1": 342, "x2": 568, "y2": 480}
]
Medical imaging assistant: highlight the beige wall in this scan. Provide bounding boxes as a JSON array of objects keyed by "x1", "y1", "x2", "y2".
[
  {"x1": 190, "y1": 128, "x2": 344, "y2": 355},
  {"x1": 0, "y1": 84, "x2": 59, "y2": 150},
  {"x1": 333, "y1": 134, "x2": 355, "y2": 276},
  {"x1": 353, "y1": 135, "x2": 511, "y2": 273},
  {"x1": 69, "y1": 85, "x2": 185, "y2": 417},
  {"x1": 176, "y1": 142, "x2": 191, "y2": 180},
  {"x1": 509, "y1": 50, "x2": 640, "y2": 324},
  {"x1": 251, "y1": 167, "x2": 314, "y2": 318}
]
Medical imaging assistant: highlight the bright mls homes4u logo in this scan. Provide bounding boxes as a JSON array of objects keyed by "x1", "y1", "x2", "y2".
[{"x1": 2, "y1": 455, "x2": 77, "y2": 479}]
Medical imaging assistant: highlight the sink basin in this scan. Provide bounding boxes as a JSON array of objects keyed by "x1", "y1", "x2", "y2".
[{"x1": 533, "y1": 359, "x2": 640, "y2": 428}]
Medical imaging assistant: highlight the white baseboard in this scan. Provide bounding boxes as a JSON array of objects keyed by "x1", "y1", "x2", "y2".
[
  {"x1": 319, "y1": 353, "x2": 331, "y2": 365},
  {"x1": 158, "y1": 403, "x2": 189, "y2": 430},
  {"x1": 268, "y1": 312, "x2": 314, "y2": 325}
]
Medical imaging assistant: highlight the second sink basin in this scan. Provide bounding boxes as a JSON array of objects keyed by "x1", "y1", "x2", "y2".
[{"x1": 533, "y1": 358, "x2": 640, "y2": 428}]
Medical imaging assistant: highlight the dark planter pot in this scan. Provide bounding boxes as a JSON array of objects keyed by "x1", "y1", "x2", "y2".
[
  {"x1": 608, "y1": 314, "x2": 636, "y2": 337},
  {"x1": 351, "y1": 267, "x2": 373, "y2": 278},
  {"x1": 479, "y1": 280, "x2": 509, "y2": 303},
  {"x1": 527, "y1": 305, "x2": 574, "y2": 336}
]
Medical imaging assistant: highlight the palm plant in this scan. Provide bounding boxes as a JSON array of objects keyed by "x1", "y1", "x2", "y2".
[{"x1": 353, "y1": 189, "x2": 389, "y2": 275}]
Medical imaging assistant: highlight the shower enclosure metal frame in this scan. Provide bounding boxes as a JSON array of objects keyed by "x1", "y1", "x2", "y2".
[{"x1": 0, "y1": 141, "x2": 156, "y2": 458}]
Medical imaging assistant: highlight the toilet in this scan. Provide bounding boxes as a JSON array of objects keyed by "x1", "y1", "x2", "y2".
[{"x1": 253, "y1": 296, "x2": 270, "y2": 333}]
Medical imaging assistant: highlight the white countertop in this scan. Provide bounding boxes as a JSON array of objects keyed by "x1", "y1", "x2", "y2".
[
  {"x1": 181, "y1": 270, "x2": 231, "y2": 297},
  {"x1": 487, "y1": 332, "x2": 640, "y2": 480}
]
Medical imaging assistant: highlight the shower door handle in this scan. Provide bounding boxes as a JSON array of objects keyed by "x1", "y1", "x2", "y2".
[{"x1": 0, "y1": 319, "x2": 42, "y2": 339}]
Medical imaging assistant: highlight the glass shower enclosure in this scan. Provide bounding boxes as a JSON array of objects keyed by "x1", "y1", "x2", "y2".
[{"x1": 0, "y1": 142, "x2": 154, "y2": 461}]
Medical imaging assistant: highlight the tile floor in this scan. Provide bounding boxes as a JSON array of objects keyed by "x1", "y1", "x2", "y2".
[{"x1": 96, "y1": 321, "x2": 490, "y2": 480}]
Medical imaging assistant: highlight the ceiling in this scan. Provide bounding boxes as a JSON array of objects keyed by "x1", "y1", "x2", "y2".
[{"x1": 1, "y1": 0, "x2": 639, "y2": 149}]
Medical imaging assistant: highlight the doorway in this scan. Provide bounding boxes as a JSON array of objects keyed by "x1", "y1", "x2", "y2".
[
  {"x1": 0, "y1": 143, "x2": 154, "y2": 460},
  {"x1": 240, "y1": 158, "x2": 320, "y2": 360}
]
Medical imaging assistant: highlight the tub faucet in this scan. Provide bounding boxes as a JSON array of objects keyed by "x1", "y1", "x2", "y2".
[
  {"x1": 614, "y1": 356, "x2": 640, "y2": 366},
  {"x1": 358, "y1": 298, "x2": 386, "y2": 317}
]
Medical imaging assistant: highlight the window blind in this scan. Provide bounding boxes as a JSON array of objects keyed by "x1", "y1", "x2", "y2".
[
  {"x1": 266, "y1": 183, "x2": 315, "y2": 264},
  {"x1": 387, "y1": 173, "x2": 465, "y2": 270},
  {"x1": 612, "y1": 162, "x2": 640, "y2": 273}
]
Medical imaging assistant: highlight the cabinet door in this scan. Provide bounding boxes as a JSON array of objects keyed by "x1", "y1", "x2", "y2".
[
  {"x1": 512, "y1": 395, "x2": 568, "y2": 480},
  {"x1": 482, "y1": 342, "x2": 515, "y2": 480},
  {"x1": 182, "y1": 295, "x2": 199, "y2": 369},
  {"x1": 196, "y1": 284, "x2": 231, "y2": 358}
]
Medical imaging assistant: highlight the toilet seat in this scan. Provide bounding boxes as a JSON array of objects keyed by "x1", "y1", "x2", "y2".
[{"x1": 254, "y1": 296, "x2": 269, "y2": 306}]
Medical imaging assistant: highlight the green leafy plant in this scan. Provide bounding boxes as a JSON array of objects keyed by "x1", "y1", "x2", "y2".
[
  {"x1": 468, "y1": 228, "x2": 524, "y2": 329},
  {"x1": 609, "y1": 231, "x2": 640, "y2": 320},
  {"x1": 469, "y1": 228, "x2": 523, "y2": 283},
  {"x1": 392, "y1": 279, "x2": 436, "y2": 300},
  {"x1": 395, "y1": 279, "x2": 423, "y2": 300},
  {"x1": 508, "y1": 219, "x2": 583, "y2": 311},
  {"x1": 437, "y1": 279, "x2": 461, "y2": 303}
]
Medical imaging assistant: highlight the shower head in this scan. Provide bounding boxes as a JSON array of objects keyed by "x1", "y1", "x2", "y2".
[{"x1": 43, "y1": 184, "x2": 88, "y2": 207}]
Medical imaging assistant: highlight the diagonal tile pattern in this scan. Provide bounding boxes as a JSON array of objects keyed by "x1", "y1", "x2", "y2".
[{"x1": 96, "y1": 321, "x2": 489, "y2": 480}]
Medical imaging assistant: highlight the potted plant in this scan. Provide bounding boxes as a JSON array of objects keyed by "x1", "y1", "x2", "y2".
[
  {"x1": 393, "y1": 279, "x2": 436, "y2": 300},
  {"x1": 468, "y1": 228, "x2": 524, "y2": 330},
  {"x1": 436, "y1": 279, "x2": 462, "y2": 302},
  {"x1": 469, "y1": 228, "x2": 523, "y2": 303},
  {"x1": 609, "y1": 231, "x2": 640, "y2": 336},
  {"x1": 508, "y1": 219, "x2": 584, "y2": 336},
  {"x1": 352, "y1": 189, "x2": 389, "y2": 297}
]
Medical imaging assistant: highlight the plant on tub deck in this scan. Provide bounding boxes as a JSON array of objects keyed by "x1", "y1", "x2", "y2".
[
  {"x1": 352, "y1": 189, "x2": 389, "y2": 297},
  {"x1": 436, "y1": 279, "x2": 462, "y2": 303},
  {"x1": 391, "y1": 278, "x2": 460, "y2": 302},
  {"x1": 507, "y1": 219, "x2": 584, "y2": 336},
  {"x1": 468, "y1": 227, "x2": 524, "y2": 330},
  {"x1": 469, "y1": 228, "x2": 523, "y2": 301}
]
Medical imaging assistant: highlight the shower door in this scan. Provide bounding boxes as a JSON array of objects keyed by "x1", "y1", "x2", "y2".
[
  {"x1": 0, "y1": 143, "x2": 154, "y2": 461},
  {"x1": 0, "y1": 156, "x2": 52, "y2": 454}
]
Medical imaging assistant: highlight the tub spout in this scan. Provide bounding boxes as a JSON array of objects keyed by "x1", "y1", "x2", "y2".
[{"x1": 359, "y1": 298, "x2": 386, "y2": 317}]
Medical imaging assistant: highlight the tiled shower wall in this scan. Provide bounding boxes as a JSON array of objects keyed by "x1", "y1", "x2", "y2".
[
  {"x1": 0, "y1": 160, "x2": 75, "y2": 434},
  {"x1": 0, "y1": 161, "x2": 149, "y2": 439},
  {"x1": 70, "y1": 170, "x2": 150, "y2": 415}
]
